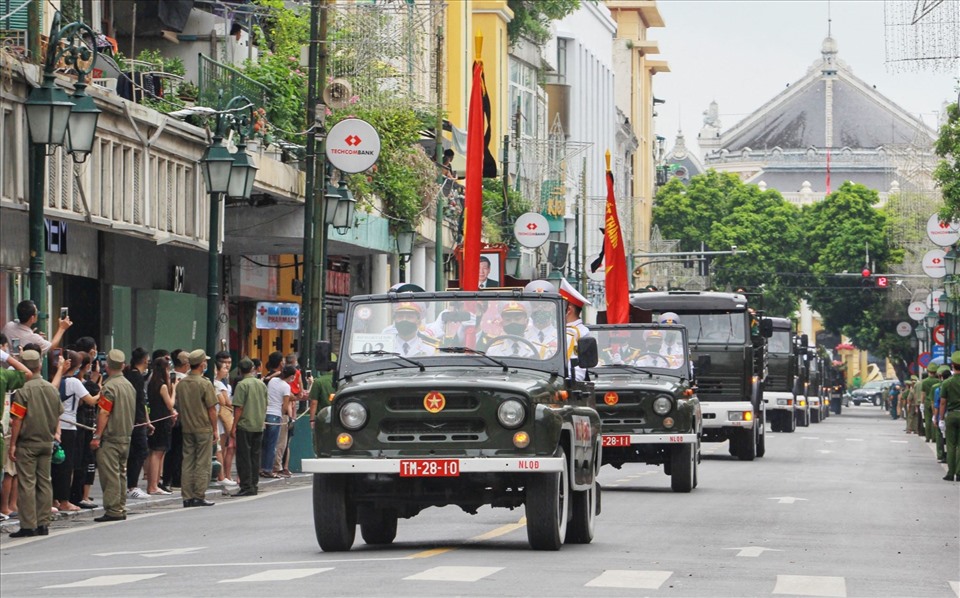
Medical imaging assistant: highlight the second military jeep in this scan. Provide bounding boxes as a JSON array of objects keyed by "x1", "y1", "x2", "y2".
[
  {"x1": 588, "y1": 323, "x2": 702, "y2": 492},
  {"x1": 304, "y1": 290, "x2": 601, "y2": 551}
]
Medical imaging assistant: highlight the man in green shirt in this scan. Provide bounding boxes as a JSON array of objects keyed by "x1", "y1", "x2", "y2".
[
  {"x1": 920, "y1": 363, "x2": 939, "y2": 442},
  {"x1": 0, "y1": 340, "x2": 33, "y2": 458},
  {"x1": 91, "y1": 350, "x2": 137, "y2": 522},
  {"x1": 939, "y1": 351, "x2": 960, "y2": 481},
  {"x1": 177, "y1": 350, "x2": 219, "y2": 507},
  {"x1": 7, "y1": 350, "x2": 62, "y2": 537},
  {"x1": 230, "y1": 358, "x2": 268, "y2": 496},
  {"x1": 309, "y1": 356, "x2": 336, "y2": 457}
]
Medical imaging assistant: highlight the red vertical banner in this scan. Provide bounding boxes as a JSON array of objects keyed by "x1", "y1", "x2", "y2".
[{"x1": 603, "y1": 155, "x2": 629, "y2": 324}]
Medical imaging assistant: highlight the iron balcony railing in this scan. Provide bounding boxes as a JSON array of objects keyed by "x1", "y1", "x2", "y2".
[{"x1": 197, "y1": 53, "x2": 269, "y2": 111}]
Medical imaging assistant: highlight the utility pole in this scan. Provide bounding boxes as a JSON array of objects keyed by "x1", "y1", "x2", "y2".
[
  {"x1": 434, "y1": 20, "x2": 444, "y2": 291},
  {"x1": 313, "y1": 0, "x2": 330, "y2": 343},
  {"x1": 300, "y1": 0, "x2": 321, "y2": 371},
  {"x1": 579, "y1": 157, "x2": 587, "y2": 295}
]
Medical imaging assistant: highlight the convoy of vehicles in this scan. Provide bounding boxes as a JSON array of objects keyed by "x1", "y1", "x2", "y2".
[
  {"x1": 764, "y1": 317, "x2": 798, "y2": 433},
  {"x1": 629, "y1": 291, "x2": 771, "y2": 461},
  {"x1": 588, "y1": 323, "x2": 702, "y2": 492},
  {"x1": 304, "y1": 290, "x2": 602, "y2": 552}
]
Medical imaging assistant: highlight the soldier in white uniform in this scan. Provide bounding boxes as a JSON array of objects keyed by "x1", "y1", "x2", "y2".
[
  {"x1": 558, "y1": 278, "x2": 591, "y2": 380},
  {"x1": 635, "y1": 330, "x2": 673, "y2": 367},
  {"x1": 386, "y1": 302, "x2": 437, "y2": 357},
  {"x1": 487, "y1": 302, "x2": 538, "y2": 358}
]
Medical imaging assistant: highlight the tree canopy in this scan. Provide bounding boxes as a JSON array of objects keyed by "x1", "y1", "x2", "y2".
[
  {"x1": 936, "y1": 102, "x2": 960, "y2": 221},
  {"x1": 507, "y1": 0, "x2": 582, "y2": 45}
]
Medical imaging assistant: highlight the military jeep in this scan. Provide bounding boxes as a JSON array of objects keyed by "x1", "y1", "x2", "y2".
[
  {"x1": 303, "y1": 290, "x2": 601, "y2": 552},
  {"x1": 588, "y1": 324, "x2": 702, "y2": 492}
]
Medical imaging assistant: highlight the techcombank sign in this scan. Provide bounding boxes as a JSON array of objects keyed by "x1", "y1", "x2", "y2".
[{"x1": 325, "y1": 118, "x2": 382, "y2": 173}]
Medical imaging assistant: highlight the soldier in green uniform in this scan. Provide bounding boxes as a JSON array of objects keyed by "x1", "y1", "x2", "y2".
[
  {"x1": 309, "y1": 354, "x2": 337, "y2": 456},
  {"x1": 921, "y1": 363, "x2": 939, "y2": 441},
  {"x1": 938, "y1": 351, "x2": 960, "y2": 481},
  {"x1": 90, "y1": 350, "x2": 136, "y2": 522},
  {"x1": 904, "y1": 378, "x2": 916, "y2": 433},
  {"x1": 177, "y1": 349, "x2": 219, "y2": 507},
  {"x1": 7, "y1": 350, "x2": 63, "y2": 537},
  {"x1": 935, "y1": 366, "x2": 951, "y2": 462},
  {"x1": 230, "y1": 358, "x2": 268, "y2": 496},
  {"x1": 0, "y1": 346, "x2": 33, "y2": 458}
]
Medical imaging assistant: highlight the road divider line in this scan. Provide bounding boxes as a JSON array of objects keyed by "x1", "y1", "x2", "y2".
[{"x1": 409, "y1": 518, "x2": 527, "y2": 559}]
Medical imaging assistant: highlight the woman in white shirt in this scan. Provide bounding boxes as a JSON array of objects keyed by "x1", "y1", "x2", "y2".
[
  {"x1": 260, "y1": 366, "x2": 295, "y2": 478},
  {"x1": 52, "y1": 350, "x2": 95, "y2": 512}
]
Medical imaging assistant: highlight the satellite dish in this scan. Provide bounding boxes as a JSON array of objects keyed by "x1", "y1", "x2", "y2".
[{"x1": 323, "y1": 79, "x2": 353, "y2": 110}]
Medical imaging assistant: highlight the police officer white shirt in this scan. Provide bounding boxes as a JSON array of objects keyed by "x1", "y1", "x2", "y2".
[
  {"x1": 392, "y1": 334, "x2": 436, "y2": 357},
  {"x1": 487, "y1": 337, "x2": 537, "y2": 358},
  {"x1": 566, "y1": 318, "x2": 591, "y2": 380}
]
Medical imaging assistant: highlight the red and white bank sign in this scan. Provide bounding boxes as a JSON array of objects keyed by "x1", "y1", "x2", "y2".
[
  {"x1": 513, "y1": 212, "x2": 550, "y2": 248},
  {"x1": 325, "y1": 118, "x2": 381, "y2": 173},
  {"x1": 926, "y1": 213, "x2": 960, "y2": 247},
  {"x1": 922, "y1": 249, "x2": 946, "y2": 279},
  {"x1": 907, "y1": 301, "x2": 927, "y2": 321}
]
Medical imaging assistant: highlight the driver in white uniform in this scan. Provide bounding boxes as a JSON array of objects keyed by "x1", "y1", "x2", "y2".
[{"x1": 487, "y1": 301, "x2": 538, "y2": 358}]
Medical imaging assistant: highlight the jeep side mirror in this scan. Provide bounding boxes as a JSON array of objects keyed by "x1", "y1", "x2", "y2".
[
  {"x1": 315, "y1": 340, "x2": 333, "y2": 373},
  {"x1": 577, "y1": 336, "x2": 599, "y2": 369},
  {"x1": 696, "y1": 354, "x2": 711, "y2": 375},
  {"x1": 760, "y1": 318, "x2": 773, "y2": 338},
  {"x1": 800, "y1": 333, "x2": 808, "y2": 348}
]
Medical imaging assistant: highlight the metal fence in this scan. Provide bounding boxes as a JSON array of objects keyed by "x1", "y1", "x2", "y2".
[{"x1": 197, "y1": 53, "x2": 269, "y2": 111}]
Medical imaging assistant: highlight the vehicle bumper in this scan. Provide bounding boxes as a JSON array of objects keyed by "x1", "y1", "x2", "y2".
[
  {"x1": 700, "y1": 401, "x2": 755, "y2": 430},
  {"x1": 301, "y1": 457, "x2": 564, "y2": 474},
  {"x1": 602, "y1": 433, "x2": 697, "y2": 446}
]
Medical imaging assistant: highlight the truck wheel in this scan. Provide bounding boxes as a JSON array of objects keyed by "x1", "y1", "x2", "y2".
[
  {"x1": 565, "y1": 479, "x2": 596, "y2": 544},
  {"x1": 692, "y1": 439, "x2": 700, "y2": 489},
  {"x1": 670, "y1": 443, "x2": 695, "y2": 492},
  {"x1": 756, "y1": 421, "x2": 766, "y2": 457},
  {"x1": 526, "y1": 448, "x2": 570, "y2": 551},
  {"x1": 360, "y1": 508, "x2": 398, "y2": 545},
  {"x1": 771, "y1": 414, "x2": 782, "y2": 433},
  {"x1": 737, "y1": 428, "x2": 756, "y2": 461},
  {"x1": 313, "y1": 474, "x2": 356, "y2": 552},
  {"x1": 811, "y1": 408, "x2": 821, "y2": 423},
  {"x1": 785, "y1": 411, "x2": 797, "y2": 433}
]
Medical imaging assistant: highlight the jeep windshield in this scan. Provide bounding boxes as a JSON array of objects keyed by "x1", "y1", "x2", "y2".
[
  {"x1": 668, "y1": 312, "x2": 746, "y2": 345},
  {"x1": 589, "y1": 325, "x2": 687, "y2": 374},
  {"x1": 341, "y1": 293, "x2": 565, "y2": 376}
]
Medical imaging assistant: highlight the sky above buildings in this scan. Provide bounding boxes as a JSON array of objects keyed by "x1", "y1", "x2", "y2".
[{"x1": 652, "y1": 0, "x2": 956, "y2": 154}]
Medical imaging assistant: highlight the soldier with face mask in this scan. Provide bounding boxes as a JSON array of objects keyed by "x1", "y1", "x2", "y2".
[
  {"x1": 488, "y1": 302, "x2": 538, "y2": 357},
  {"x1": 387, "y1": 303, "x2": 437, "y2": 357}
]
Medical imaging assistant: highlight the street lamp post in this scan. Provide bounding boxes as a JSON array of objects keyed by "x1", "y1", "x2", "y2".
[
  {"x1": 397, "y1": 228, "x2": 415, "y2": 282},
  {"x1": 200, "y1": 95, "x2": 258, "y2": 375},
  {"x1": 24, "y1": 11, "x2": 100, "y2": 358}
]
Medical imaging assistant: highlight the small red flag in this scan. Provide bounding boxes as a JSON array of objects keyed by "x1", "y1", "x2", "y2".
[{"x1": 603, "y1": 169, "x2": 629, "y2": 324}]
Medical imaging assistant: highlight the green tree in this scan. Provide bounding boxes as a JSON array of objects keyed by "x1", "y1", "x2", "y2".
[
  {"x1": 652, "y1": 171, "x2": 740, "y2": 253},
  {"x1": 936, "y1": 102, "x2": 960, "y2": 221},
  {"x1": 507, "y1": 0, "x2": 582, "y2": 45},
  {"x1": 800, "y1": 181, "x2": 904, "y2": 348}
]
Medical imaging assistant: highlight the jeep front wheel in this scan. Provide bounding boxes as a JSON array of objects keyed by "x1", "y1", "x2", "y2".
[
  {"x1": 526, "y1": 448, "x2": 570, "y2": 550},
  {"x1": 670, "y1": 443, "x2": 695, "y2": 492},
  {"x1": 313, "y1": 474, "x2": 357, "y2": 552},
  {"x1": 360, "y1": 507, "x2": 398, "y2": 545}
]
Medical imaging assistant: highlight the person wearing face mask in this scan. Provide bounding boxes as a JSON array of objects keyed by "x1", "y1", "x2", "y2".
[
  {"x1": 525, "y1": 305, "x2": 558, "y2": 358},
  {"x1": 600, "y1": 331, "x2": 642, "y2": 366},
  {"x1": 486, "y1": 302, "x2": 537, "y2": 357},
  {"x1": 386, "y1": 303, "x2": 437, "y2": 357},
  {"x1": 635, "y1": 330, "x2": 673, "y2": 367}
]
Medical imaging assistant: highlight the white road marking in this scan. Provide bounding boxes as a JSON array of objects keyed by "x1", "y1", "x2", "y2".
[
  {"x1": 724, "y1": 546, "x2": 782, "y2": 557},
  {"x1": 845, "y1": 438, "x2": 864, "y2": 441},
  {"x1": 768, "y1": 496, "x2": 808, "y2": 504},
  {"x1": 219, "y1": 568, "x2": 332, "y2": 583},
  {"x1": 801, "y1": 437, "x2": 820, "y2": 440},
  {"x1": 824, "y1": 440, "x2": 836, "y2": 444},
  {"x1": 44, "y1": 574, "x2": 165, "y2": 588},
  {"x1": 94, "y1": 547, "x2": 206, "y2": 558},
  {"x1": 948, "y1": 580, "x2": 959, "y2": 597},
  {"x1": 890, "y1": 440, "x2": 908, "y2": 444},
  {"x1": 817, "y1": 450, "x2": 833, "y2": 454},
  {"x1": 773, "y1": 574, "x2": 846, "y2": 597},
  {"x1": 585, "y1": 570, "x2": 672, "y2": 590},
  {"x1": 404, "y1": 566, "x2": 502, "y2": 582}
]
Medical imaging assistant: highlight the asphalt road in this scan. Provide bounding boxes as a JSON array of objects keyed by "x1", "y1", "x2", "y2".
[{"x1": 1, "y1": 405, "x2": 957, "y2": 597}]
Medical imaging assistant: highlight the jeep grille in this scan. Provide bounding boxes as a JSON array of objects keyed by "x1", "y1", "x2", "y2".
[{"x1": 380, "y1": 418, "x2": 487, "y2": 442}]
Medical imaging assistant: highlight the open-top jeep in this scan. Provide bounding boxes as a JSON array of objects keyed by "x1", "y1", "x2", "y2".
[
  {"x1": 588, "y1": 323, "x2": 702, "y2": 492},
  {"x1": 304, "y1": 290, "x2": 601, "y2": 551}
]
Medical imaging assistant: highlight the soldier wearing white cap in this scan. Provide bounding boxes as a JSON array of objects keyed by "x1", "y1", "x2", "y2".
[
  {"x1": 387, "y1": 302, "x2": 437, "y2": 357},
  {"x1": 558, "y1": 278, "x2": 591, "y2": 380},
  {"x1": 488, "y1": 302, "x2": 538, "y2": 358}
]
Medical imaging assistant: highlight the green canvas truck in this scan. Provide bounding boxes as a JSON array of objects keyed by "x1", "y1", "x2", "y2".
[{"x1": 304, "y1": 290, "x2": 601, "y2": 552}]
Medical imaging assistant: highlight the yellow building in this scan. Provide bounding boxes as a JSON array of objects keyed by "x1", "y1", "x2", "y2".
[{"x1": 606, "y1": 1, "x2": 667, "y2": 277}]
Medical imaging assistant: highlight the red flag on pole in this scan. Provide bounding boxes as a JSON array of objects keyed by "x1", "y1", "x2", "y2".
[
  {"x1": 461, "y1": 33, "x2": 496, "y2": 291},
  {"x1": 602, "y1": 152, "x2": 629, "y2": 324}
]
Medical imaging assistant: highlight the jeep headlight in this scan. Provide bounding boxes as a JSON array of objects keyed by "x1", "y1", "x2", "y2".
[
  {"x1": 339, "y1": 401, "x2": 368, "y2": 430},
  {"x1": 497, "y1": 400, "x2": 526, "y2": 429},
  {"x1": 652, "y1": 395, "x2": 673, "y2": 415}
]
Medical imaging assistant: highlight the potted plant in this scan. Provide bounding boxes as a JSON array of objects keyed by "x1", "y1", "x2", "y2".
[{"x1": 177, "y1": 81, "x2": 198, "y2": 103}]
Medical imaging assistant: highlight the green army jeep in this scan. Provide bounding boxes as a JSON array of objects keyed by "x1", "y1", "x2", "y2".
[
  {"x1": 304, "y1": 290, "x2": 602, "y2": 551},
  {"x1": 588, "y1": 324, "x2": 702, "y2": 492}
]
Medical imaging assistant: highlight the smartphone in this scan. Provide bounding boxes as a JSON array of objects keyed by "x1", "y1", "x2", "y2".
[
  {"x1": 10, "y1": 337, "x2": 20, "y2": 355},
  {"x1": 60, "y1": 306, "x2": 69, "y2": 319}
]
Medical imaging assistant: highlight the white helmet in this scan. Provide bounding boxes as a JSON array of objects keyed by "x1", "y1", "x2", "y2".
[{"x1": 659, "y1": 312, "x2": 680, "y2": 325}]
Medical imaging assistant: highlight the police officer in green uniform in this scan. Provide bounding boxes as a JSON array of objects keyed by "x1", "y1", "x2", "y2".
[
  {"x1": 177, "y1": 349, "x2": 219, "y2": 507},
  {"x1": 7, "y1": 350, "x2": 63, "y2": 537},
  {"x1": 935, "y1": 366, "x2": 951, "y2": 462},
  {"x1": 90, "y1": 349, "x2": 136, "y2": 522},
  {"x1": 939, "y1": 351, "x2": 960, "y2": 481},
  {"x1": 920, "y1": 363, "x2": 939, "y2": 442},
  {"x1": 230, "y1": 358, "x2": 268, "y2": 496},
  {"x1": 0, "y1": 348, "x2": 32, "y2": 458}
]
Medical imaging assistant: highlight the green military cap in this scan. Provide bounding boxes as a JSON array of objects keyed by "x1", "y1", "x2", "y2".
[
  {"x1": 928, "y1": 362, "x2": 939, "y2": 372},
  {"x1": 952, "y1": 351, "x2": 960, "y2": 365},
  {"x1": 910, "y1": 374, "x2": 918, "y2": 380},
  {"x1": 239, "y1": 357, "x2": 254, "y2": 370},
  {"x1": 188, "y1": 349, "x2": 209, "y2": 366},
  {"x1": 107, "y1": 349, "x2": 125, "y2": 369},
  {"x1": 938, "y1": 365, "x2": 950, "y2": 375},
  {"x1": 20, "y1": 349, "x2": 41, "y2": 369}
]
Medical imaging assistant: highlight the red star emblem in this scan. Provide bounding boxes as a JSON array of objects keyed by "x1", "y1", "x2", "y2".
[{"x1": 423, "y1": 391, "x2": 446, "y2": 413}]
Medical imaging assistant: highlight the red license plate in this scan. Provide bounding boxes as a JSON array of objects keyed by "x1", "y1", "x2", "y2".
[
  {"x1": 602, "y1": 435, "x2": 631, "y2": 447},
  {"x1": 399, "y1": 459, "x2": 460, "y2": 477}
]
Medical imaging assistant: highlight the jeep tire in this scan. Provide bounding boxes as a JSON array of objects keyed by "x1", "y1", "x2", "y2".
[
  {"x1": 670, "y1": 443, "x2": 696, "y2": 492},
  {"x1": 313, "y1": 474, "x2": 357, "y2": 552},
  {"x1": 526, "y1": 448, "x2": 570, "y2": 550},
  {"x1": 360, "y1": 507, "x2": 398, "y2": 545}
]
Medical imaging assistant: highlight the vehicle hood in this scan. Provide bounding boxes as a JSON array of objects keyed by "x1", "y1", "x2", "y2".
[
  {"x1": 590, "y1": 372, "x2": 684, "y2": 395},
  {"x1": 339, "y1": 366, "x2": 561, "y2": 397},
  {"x1": 851, "y1": 388, "x2": 881, "y2": 396}
]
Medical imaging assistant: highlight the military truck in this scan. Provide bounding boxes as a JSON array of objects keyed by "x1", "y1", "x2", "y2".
[
  {"x1": 588, "y1": 323, "x2": 702, "y2": 492},
  {"x1": 764, "y1": 317, "x2": 799, "y2": 432},
  {"x1": 630, "y1": 291, "x2": 771, "y2": 460},
  {"x1": 304, "y1": 290, "x2": 602, "y2": 552}
]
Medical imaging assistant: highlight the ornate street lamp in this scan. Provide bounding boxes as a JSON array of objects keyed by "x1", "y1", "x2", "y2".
[
  {"x1": 945, "y1": 246, "x2": 960, "y2": 277},
  {"x1": 334, "y1": 180, "x2": 357, "y2": 234},
  {"x1": 227, "y1": 141, "x2": 258, "y2": 202},
  {"x1": 397, "y1": 228, "x2": 415, "y2": 262},
  {"x1": 201, "y1": 136, "x2": 234, "y2": 195},
  {"x1": 63, "y1": 77, "x2": 101, "y2": 161},
  {"x1": 324, "y1": 180, "x2": 342, "y2": 226},
  {"x1": 925, "y1": 309, "x2": 939, "y2": 330},
  {"x1": 505, "y1": 244, "x2": 520, "y2": 279}
]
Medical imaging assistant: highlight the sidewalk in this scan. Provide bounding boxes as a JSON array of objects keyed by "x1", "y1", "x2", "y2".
[{"x1": 0, "y1": 471, "x2": 311, "y2": 534}]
